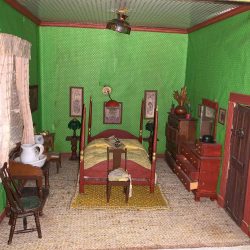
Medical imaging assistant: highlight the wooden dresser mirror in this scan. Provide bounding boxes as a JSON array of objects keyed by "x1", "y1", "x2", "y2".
[{"x1": 199, "y1": 98, "x2": 219, "y2": 140}]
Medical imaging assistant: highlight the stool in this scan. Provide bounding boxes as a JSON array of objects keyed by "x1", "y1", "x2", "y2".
[{"x1": 106, "y1": 147, "x2": 130, "y2": 203}]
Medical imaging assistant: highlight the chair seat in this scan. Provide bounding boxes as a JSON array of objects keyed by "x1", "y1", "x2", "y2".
[
  {"x1": 108, "y1": 168, "x2": 130, "y2": 182},
  {"x1": 46, "y1": 152, "x2": 60, "y2": 159},
  {"x1": 20, "y1": 196, "x2": 41, "y2": 211}
]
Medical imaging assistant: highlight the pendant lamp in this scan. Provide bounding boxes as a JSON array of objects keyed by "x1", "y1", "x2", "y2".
[{"x1": 106, "y1": 9, "x2": 131, "y2": 35}]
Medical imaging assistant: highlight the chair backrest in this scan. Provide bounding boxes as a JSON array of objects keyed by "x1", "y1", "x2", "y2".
[
  {"x1": 0, "y1": 163, "x2": 24, "y2": 212},
  {"x1": 9, "y1": 143, "x2": 21, "y2": 160},
  {"x1": 43, "y1": 134, "x2": 55, "y2": 153},
  {"x1": 107, "y1": 147, "x2": 127, "y2": 172}
]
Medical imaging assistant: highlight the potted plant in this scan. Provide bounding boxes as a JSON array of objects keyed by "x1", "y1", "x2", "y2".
[{"x1": 173, "y1": 86, "x2": 188, "y2": 115}]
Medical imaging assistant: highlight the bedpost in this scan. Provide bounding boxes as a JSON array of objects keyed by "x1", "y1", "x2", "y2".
[
  {"x1": 79, "y1": 104, "x2": 86, "y2": 193},
  {"x1": 150, "y1": 106, "x2": 158, "y2": 193},
  {"x1": 139, "y1": 99, "x2": 144, "y2": 143},
  {"x1": 87, "y1": 96, "x2": 92, "y2": 143},
  {"x1": 80, "y1": 104, "x2": 86, "y2": 150}
]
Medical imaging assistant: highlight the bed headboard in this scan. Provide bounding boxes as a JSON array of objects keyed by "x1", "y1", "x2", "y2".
[
  {"x1": 87, "y1": 97, "x2": 144, "y2": 143},
  {"x1": 88, "y1": 129, "x2": 138, "y2": 142}
]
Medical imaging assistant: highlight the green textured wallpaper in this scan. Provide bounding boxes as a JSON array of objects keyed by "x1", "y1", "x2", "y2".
[
  {"x1": 39, "y1": 27, "x2": 188, "y2": 153},
  {"x1": 0, "y1": 0, "x2": 39, "y2": 213},
  {"x1": 186, "y1": 11, "x2": 250, "y2": 189}
]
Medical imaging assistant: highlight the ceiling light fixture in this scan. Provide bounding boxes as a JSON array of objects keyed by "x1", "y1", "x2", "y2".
[{"x1": 106, "y1": 9, "x2": 131, "y2": 35}]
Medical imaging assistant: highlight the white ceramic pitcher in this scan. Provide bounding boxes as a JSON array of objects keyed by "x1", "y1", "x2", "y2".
[{"x1": 20, "y1": 144, "x2": 44, "y2": 164}]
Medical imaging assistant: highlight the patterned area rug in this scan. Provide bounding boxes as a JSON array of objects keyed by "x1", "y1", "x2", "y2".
[{"x1": 71, "y1": 185, "x2": 168, "y2": 209}]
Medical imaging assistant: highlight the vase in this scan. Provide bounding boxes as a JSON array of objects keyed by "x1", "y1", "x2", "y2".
[{"x1": 174, "y1": 105, "x2": 187, "y2": 116}]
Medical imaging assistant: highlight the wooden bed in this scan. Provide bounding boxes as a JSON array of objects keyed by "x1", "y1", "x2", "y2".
[{"x1": 79, "y1": 97, "x2": 159, "y2": 193}]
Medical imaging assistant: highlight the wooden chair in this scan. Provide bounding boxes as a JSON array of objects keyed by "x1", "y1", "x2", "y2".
[
  {"x1": 106, "y1": 147, "x2": 130, "y2": 203},
  {"x1": 0, "y1": 163, "x2": 42, "y2": 245},
  {"x1": 43, "y1": 133, "x2": 61, "y2": 174}
]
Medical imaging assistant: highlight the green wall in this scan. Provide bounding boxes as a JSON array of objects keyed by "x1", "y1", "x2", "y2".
[
  {"x1": 0, "y1": 0, "x2": 39, "y2": 213},
  {"x1": 186, "y1": 11, "x2": 250, "y2": 188},
  {"x1": 39, "y1": 27, "x2": 188, "y2": 153}
]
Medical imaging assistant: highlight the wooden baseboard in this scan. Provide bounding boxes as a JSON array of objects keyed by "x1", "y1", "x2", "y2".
[
  {"x1": 157, "y1": 153, "x2": 165, "y2": 158},
  {"x1": 217, "y1": 194, "x2": 225, "y2": 208},
  {"x1": 241, "y1": 219, "x2": 250, "y2": 237},
  {"x1": 60, "y1": 152, "x2": 72, "y2": 158},
  {"x1": 0, "y1": 208, "x2": 6, "y2": 223}
]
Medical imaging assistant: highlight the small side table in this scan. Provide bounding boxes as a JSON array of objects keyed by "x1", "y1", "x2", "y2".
[{"x1": 66, "y1": 136, "x2": 80, "y2": 160}]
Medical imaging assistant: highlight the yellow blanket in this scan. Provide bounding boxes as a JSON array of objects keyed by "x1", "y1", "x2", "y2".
[{"x1": 84, "y1": 138, "x2": 151, "y2": 170}]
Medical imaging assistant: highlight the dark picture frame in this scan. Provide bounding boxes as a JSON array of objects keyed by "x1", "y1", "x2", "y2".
[
  {"x1": 29, "y1": 85, "x2": 38, "y2": 112},
  {"x1": 218, "y1": 108, "x2": 226, "y2": 125},
  {"x1": 70, "y1": 87, "x2": 84, "y2": 117},
  {"x1": 103, "y1": 102, "x2": 122, "y2": 124},
  {"x1": 144, "y1": 90, "x2": 157, "y2": 119}
]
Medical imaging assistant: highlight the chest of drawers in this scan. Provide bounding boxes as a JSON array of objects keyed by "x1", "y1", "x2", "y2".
[
  {"x1": 165, "y1": 113, "x2": 196, "y2": 171},
  {"x1": 175, "y1": 142, "x2": 222, "y2": 201}
]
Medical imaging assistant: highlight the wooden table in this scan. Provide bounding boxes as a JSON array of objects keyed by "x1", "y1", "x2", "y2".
[
  {"x1": 66, "y1": 136, "x2": 80, "y2": 160},
  {"x1": 9, "y1": 161, "x2": 44, "y2": 198},
  {"x1": 8, "y1": 161, "x2": 49, "y2": 214}
]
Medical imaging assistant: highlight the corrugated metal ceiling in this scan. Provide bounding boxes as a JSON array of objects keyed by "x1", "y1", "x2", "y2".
[{"x1": 10, "y1": 0, "x2": 249, "y2": 30}]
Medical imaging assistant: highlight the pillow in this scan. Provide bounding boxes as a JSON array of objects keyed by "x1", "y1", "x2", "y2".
[
  {"x1": 120, "y1": 139, "x2": 145, "y2": 151},
  {"x1": 87, "y1": 139, "x2": 109, "y2": 149}
]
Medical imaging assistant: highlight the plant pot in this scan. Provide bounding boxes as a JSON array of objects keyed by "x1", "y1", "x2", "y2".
[{"x1": 174, "y1": 105, "x2": 187, "y2": 116}]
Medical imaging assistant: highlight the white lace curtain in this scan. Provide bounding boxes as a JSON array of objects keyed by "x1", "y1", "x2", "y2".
[{"x1": 0, "y1": 33, "x2": 34, "y2": 167}]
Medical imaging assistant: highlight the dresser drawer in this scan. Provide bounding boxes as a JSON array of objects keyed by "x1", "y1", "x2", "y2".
[
  {"x1": 189, "y1": 152, "x2": 199, "y2": 169},
  {"x1": 175, "y1": 165, "x2": 198, "y2": 191},
  {"x1": 168, "y1": 141, "x2": 178, "y2": 156},
  {"x1": 179, "y1": 144, "x2": 199, "y2": 169},
  {"x1": 167, "y1": 125, "x2": 179, "y2": 144},
  {"x1": 176, "y1": 155, "x2": 199, "y2": 180},
  {"x1": 168, "y1": 115, "x2": 179, "y2": 129},
  {"x1": 195, "y1": 141, "x2": 222, "y2": 157}
]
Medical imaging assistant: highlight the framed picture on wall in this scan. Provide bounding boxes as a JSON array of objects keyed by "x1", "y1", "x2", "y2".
[
  {"x1": 103, "y1": 102, "x2": 122, "y2": 124},
  {"x1": 70, "y1": 87, "x2": 84, "y2": 117},
  {"x1": 29, "y1": 85, "x2": 38, "y2": 112},
  {"x1": 144, "y1": 90, "x2": 157, "y2": 119},
  {"x1": 218, "y1": 108, "x2": 226, "y2": 125}
]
